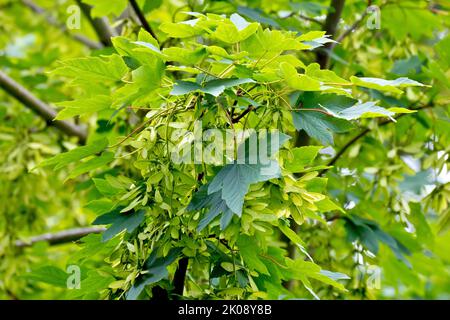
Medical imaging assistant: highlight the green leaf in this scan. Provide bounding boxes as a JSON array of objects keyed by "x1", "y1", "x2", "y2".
[
  {"x1": 292, "y1": 111, "x2": 352, "y2": 145},
  {"x1": 207, "y1": 132, "x2": 290, "y2": 215},
  {"x1": 203, "y1": 78, "x2": 255, "y2": 96},
  {"x1": 399, "y1": 170, "x2": 434, "y2": 195},
  {"x1": 278, "y1": 222, "x2": 306, "y2": 247},
  {"x1": 113, "y1": 63, "x2": 164, "y2": 105},
  {"x1": 25, "y1": 266, "x2": 68, "y2": 288},
  {"x1": 387, "y1": 107, "x2": 417, "y2": 114},
  {"x1": 305, "y1": 63, "x2": 350, "y2": 85},
  {"x1": 188, "y1": 185, "x2": 233, "y2": 231},
  {"x1": 286, "y1": 259, "x2": 347, "y2": 291},
  {"x1": 66, "y1": 270, "x2": 114, "y2": 299},
  {"x1": 171, "y1": 78, "x2": 255, "y2": 97},
  {"x1": 242, "y1": 28, "x2": 310, "y2": 60},
  {"x1": 159, "y1": 21, "x2": 202, "y2": 38},
  {"x1": 285, "y1": 146, "x2": 322, "y2": 172},
  {"x1": 313, "y1": 270, "x2": 349, "y2": 291},
  {"x1": 236, "y1": 235, "x2": 269, "y2": 275},
  {"x1": 53, "y1": 54, "x2": 127, "y2": 83},
  {"x1": 316, "y1": 198, "x2": 345, "y2": 213},
  {"x1": 93, "y1": 177, "x2": 125, "y2": 196},
  {"x1": 40, "y1": 138, "x2": 109, "y2": 170},
  {"x1": 237, "y1": 6, "x2": 280, "y2": 28},
  {"x1": 133, "y1": 41, "x2": 163, "y2": 56},
  {"x1": 170, "y1": 80, "x2": 202, "y2": 96},
  {"x1": 297, "y1": 31, "x2": 326, "y2": 42},
  {"x1": 126, "y1": 247, "x2": 182, "y2": 300},
  {"x1": 409, "y1": 203, "x2": 433, "y2": 245},
  {"x1": 162, "y1": 47, "x2": 207, "y2": 65},
  {"x1": 280, "y1": 62, "x2": 321, "y2": 91},
  {"x1": 212, "y1": 15, "x2": 259, "y2": 44},
  {"x1": 300, "y1": 92, "x2": 357, "y2": 113},
  {"x1": 325, "y1": 101, "x2": 395, "y2": 120},
  {"x1": 142, "y1": 0, "x2": 162, "y2": 12},
  {"x1": 84, "y1": 199, "x2": 115, "y2": 216},
  {"x1": 391, "y1": 56, "x2": 421, "y2": 76},
  {"x1": 93, "y1": 208, "x2": 146, "y2": 242},
  {"x1": 189, "y1": 133, "x2": 290, "y2": 230},
  {"x1": 66, "y1": 152, "x2": 114, "y2": 180},
  {"x1": 207, "y1": 161, "x2": 280, "y2": 215},
  {"x1": 302, "y1": 35, "x2": 336, "y2": 50},
  {"x1": 344, "y1": 215, "x2": 411, "y2": 265},
  {"x1": 113, "y1": 30, "x2": 164, "y2": 67},
  {"x1": 55, "y1": 95, "x2": 112, "y2": 120},
  {"x1": 82, "y1": 0, "x2": 127, "y2": 17},
  {"x1": 205, "y1": 46, "x2": 248, "y2": 60},
  {"x1": 350, "y1": 76, "x2": 425, "y2": 94}
]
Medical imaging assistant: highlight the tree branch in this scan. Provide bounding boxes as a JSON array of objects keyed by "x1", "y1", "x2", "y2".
[
  {"x1": 232, "y1": 105, "x2": 255, "y2": 123},
  {"x1": 75, "y1": 0, "x2": 117, "y2": 47},
  {"x1": 284, "y1": 12, "x2": 323, "y2": 26},
  {"x1": 283, "y1": 0, "x2": 348, "y2": 284},
  {"x1": 335, "y1": 0, "x2": 373, "y2": 43},
  {"x1": 283, "y1": 130, "x2": 309, "y2": 290},
  {"x1": 297, "y1": 13, "x2": 324, "y2": 26},
  {"x1": 129, "y1": 0, "x2": 157, "y2": 39},
  {"x1": 0, "y1": 70, "x2": 87, "y2": 144},
  {"x1": 316, "y1": 0, "x2": 346, "y2": 68},
  {"x1": 172, "y1": 257, "x2": 189, "y2": 298},
  {"x1": 21, "y1": 0, "x2": 102, "y2": 50},
  {"x1": 319, "y1": 104, "x2": 435, "y2": 176},
  {"x1": 15, "y1": 227, "x2": 106, "y2": 248}
]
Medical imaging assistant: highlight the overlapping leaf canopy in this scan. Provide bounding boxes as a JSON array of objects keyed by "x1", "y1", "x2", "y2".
[{"x1": 0, "y1": 0, "x2": 448, "y2": 301}]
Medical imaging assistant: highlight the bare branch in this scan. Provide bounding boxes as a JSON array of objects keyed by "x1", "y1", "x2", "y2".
[
  {"x1": 316, "y1": 0, "x2": 346, "y2": 68},
  {"x1": 75, "y1": 0, "x2": 117, "y2": 47},
  {"x1": 0, "y1": 70, "x2": 87, "y2": 143},
  {"x1": 172, "y1": 257, "x2": 189, "y2": 298},
  {"x1": 129, "y1": 0, "x2": 157, "y2": 39},
  {"x1": 297, "y1": 13, "x2": 324, "y2": 26},
  {"x1": 15, "y1": 227, "x2": 106, "y2": 248},
  {"x1": 284, "y1": 12, "x2": 323, "y2": 26},
  {"x1": 21, "y1": 0, "x2": 102, "y2": 50},
  {"x1": 232, "y1": 105, "x2": 255, "y2": 123},
  {"x1": 335, "y1": 0, "x2": 373, "y2": 43},
  {"x1": 319, "y1": 104, "x2": 435, "y2": 176}
]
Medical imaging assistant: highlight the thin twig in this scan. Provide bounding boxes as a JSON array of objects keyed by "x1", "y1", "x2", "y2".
[
  {"x1": 15, "y1": 227, "x2": 106, "y2": 248},
  {"x1": 335, "y1": 0, "x2": 373, "y2": 43},
  {"x1": 232, "y1": 105, "x2": 255, "y2": 123},
  {"x1": 129, "y1": 0, "x2": 157, "y2": 39},
  {"x1": 110, "y1": 117, "x2": 152, "y2": 148},
  {"x1": 316, "y1": 0, "x2": 346, "y2": 68},
  {"x1": 75, "y1": 0, "x2": 117, "y2": 47},
  {"x1": 319, "y1": 104, "x2": 435, "y2": 176},
  {"x1": 297, "y1": 13, "x2": 324, "y2": 26}
]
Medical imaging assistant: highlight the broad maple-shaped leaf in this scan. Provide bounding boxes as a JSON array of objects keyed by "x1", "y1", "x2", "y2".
[
  {"x1": 291, "y1": 93, "x2": 355, "y2": 146},
  {"x1": 188, "y1": 132, "x2": 291, "y2": 231},
  {"x1": 350, "y1": 76, "x2": 425, "y2": 94},
  {"x1": 126, "y1": 247, "x2": 182, "y2": 300},
  {"x1": 188, "y1": 185, "x2": 234, "y2": 231},
  {"x1": 171, "y1": 78, "x2": 254, "y2": 97},
  {"x1": 92, "y1": 207, "x2": 145, "y2": 242},
  {"x1": 292, "y1": 111, "x2": 352, "y2": 146},
  {"x1": 344, "y1": 215, "x2": 411, "y2": 266},
  {"x1": 323, "y1": 101, "x2": 396, "y2": 121},
  {"x1": 40, "y1": 138, "x2": 109, "y2": 169}
]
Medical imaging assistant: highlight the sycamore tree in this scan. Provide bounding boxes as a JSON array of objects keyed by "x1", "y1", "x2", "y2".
[{"x1": 0, "y1": 0, "x2": 449, "y2": 300}]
